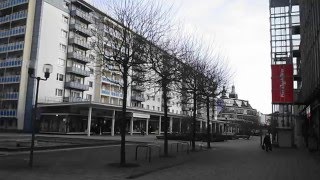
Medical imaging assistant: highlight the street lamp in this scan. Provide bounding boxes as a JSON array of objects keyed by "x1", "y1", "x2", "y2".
[{"x1": 28, "y1": 63, "x2": 53, "y2": 167}]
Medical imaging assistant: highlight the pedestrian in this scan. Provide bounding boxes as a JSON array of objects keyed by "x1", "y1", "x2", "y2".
[{"x1": 263, "y1": 133, "x2": 272, "y2": 152}]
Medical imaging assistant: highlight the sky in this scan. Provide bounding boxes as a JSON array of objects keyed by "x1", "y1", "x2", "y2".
[{"x1": 87, "y1": 0, "x2": 272, "y2": 114}]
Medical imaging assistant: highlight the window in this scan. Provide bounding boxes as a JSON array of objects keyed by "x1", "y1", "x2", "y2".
[
  {"x1": 147, "y1": 95, "x2": 150, "y2": 100},
  {"x1": 152, "y1": 96, "x2": 155, "y2": 101},
  {"x1": 86, "y1": 94, "x2": 92, "y2": 101},
  {"x1": 61, "y1": 29, "x2": 68, "y2": 38},
  {"x1": 158, "y1": 98, "x2": 160, "y2": 102},
  {"x1": 147, "y1": 105, "x2": 149, "y2": 109},
  {"x1": 60, "y1": 43, "x2": 67, "y2": 52},
  {"x1": 152, "y1": 106, "x2": 155, "y2": 110},
  {"x1": 89, "y1": 68, "x2": 94, "y2": 74},
  {"x1": 56, "y1": 73, "x2": 64, "y2": 81},
  {"x1": 157, "y1": 107, "x2": 160, "y2": 111},
  {"x1": 55, "y1": 89, "x2": 63, "y2": 96},
  {"x1": 89, "y1": 81, "x2": 93, "y2": 87},
  {"x1": 62, "y1": 15, "x2": 69, "y2": 23},
  {"x1": 58, "y1": 58, "x2": 65, "y2": 66},
  {"x1": 142, "y1": 104, "x2": 144, "y2": 108}
]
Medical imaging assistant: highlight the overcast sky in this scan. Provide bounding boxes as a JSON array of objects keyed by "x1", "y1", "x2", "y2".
[{"x1": 87, "y1": 0, "x2": 271, "y2": 114}]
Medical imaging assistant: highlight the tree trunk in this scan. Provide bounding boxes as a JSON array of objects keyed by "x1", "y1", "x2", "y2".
[
  {"x1": 206, "y1": 96, "x2": 211, "y2": 148},
  {"x1": 162, "y1": 82, "x2": 169, "y2": 156},
  {"x1": 192, "y1": 90, "x2": 197, "y2": 151},
  {"x1": 120, "y1": 64, "x2": 128, "y2": 166}
]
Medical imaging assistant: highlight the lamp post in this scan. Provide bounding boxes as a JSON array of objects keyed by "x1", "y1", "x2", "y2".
[{"x1": 28, "y1": 63, "x2": 53, "y2": 167}]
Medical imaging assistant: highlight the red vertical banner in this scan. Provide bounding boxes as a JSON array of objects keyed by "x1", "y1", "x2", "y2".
[{"x1": 271, "y1": 64, "x2": 294, "y2": 103}]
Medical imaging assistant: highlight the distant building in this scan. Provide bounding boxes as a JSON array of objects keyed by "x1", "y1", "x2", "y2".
[{"x1": 215, "y1": 86, "x2": 260, "y2": 135}]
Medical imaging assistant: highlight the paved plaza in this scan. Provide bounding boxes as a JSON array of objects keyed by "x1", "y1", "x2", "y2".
[{"x1": 0, "y1": 134, "x2": 319, "y2": 180}]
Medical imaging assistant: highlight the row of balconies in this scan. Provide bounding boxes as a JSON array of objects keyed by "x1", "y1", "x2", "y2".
[
  {"x1": 0, "y1": 75, "x2": 20, "y2": 84},
  {"x1": 67, "y1": 52, "x2": 91, "y2": 63},
  {"x1": 69, "y1": 38, "x2": 91, "y2": 50},
  {"x1": 0, "y1": 26, "x2": 26, "y2": 39},
  {"x1": 66, "y1": 66, "x2": 90, "y2": 77},
  {"x1": 0, "y1": 0, "x2": 28, "y2": 11},
  {"x1": 0, "y1": 41, "x2": 24, "y2": 54},
  {"x1": 0, "y1": 109, "x2": 17, "y2": 117},
  {"x1": 69, "y1": 23, "x2": 92, "y2": 37},
  {"x1": 0, "y1": 58, "x2": 22, "y2": 68},
  {"x1": 0, "y1": 10, "x2": 27, "y2": 24},
  {"x1": 0, "y1": 92, "x2": 19, "y2": 100},
  {"x1": 71, "y1": 9, "x2": 94, "y2": 24}
]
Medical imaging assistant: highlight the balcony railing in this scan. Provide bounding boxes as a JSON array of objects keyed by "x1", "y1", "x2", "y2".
[
  {"x1": 63, "y1": 97, "x2": 90, "y2": 102},
  {"x1": 0, "y1": 26, "x2": 26, "y2": 39},
  {"x1": 0, "y1": 109, "x2": 17, "y2": 117},
  {"x1": 0, "y1": 75, "x2": 20, "y2": 84},
  {"x1": 101, "y1": 89, "x2": 110, "y2": 96},
  {"x1": 131, "y1": 95, "x2": 145, "y2": 102},
  {"x1": 111, "y1": 91, "x2": 123, "y2": 98},
  {"x1": 101, "y1": 89, "x2": 123, "y2": 98},
  {"x1": 0, "y1": 10, "x2": 27, "y2": 24},
  {"x1": 66, "y1": 66, "x2": 90, "y2": 77},
  {"x1": 65, "y1": 81, "x2": 89, "y2": 91},
  {"x1": 71, "y1": 9, "x2": 94, "y2": 24},
  {"x1": 131, "y1": 85, "x2": 145, "y2": 92},
  {"x1": 70, "y1": 23, "x2": 92, "y2": 37},
  {"x1": 0, "y1": 92, "x2": 19, "y2": 100},
  {"x1": 0, "y1": 41, "x2": 24, "y2": 54},
  {"x1": 0, "y1": 0, "x2": 28, "y2": 10},
  {"x1": 69, "y1": 38, "x2": 91, "y2": 50},
  {"x1": 102, "y1": 77, "x2": 122, "y2": 85},
  {"x1": 67, "y1": 52, "x2": 91, "y2": 63},
  {"x1": 0, "y1": 58, "x2": 22, "y2": 68}
]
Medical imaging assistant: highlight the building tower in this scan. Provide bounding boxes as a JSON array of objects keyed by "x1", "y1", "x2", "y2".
[{"x1": 269, "y1": 0, "x2": 301, "y2": 147}]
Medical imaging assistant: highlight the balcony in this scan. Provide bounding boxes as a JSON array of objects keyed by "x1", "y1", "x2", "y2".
[
  {"x1": 111, "y1": 91, "x2": 123, "y2": 98},
  {"x1": 0, "y1": 0, "x2": 28, "y2": 10},
  {"x1": 0, "y1": 10, "x2": 27, "y2": 25},
  {"x1": 0, "y1": 92, "x2": 19, "y2": 100},
  {"x1": 102, "y1": 77, "x2": 122, "y2": 85},
  {"x1": 0, "y1": 75, "x2": 20, "y2": 84},
  {"x1": 0, "y1": 26, "x2": 26, "y2": 39},
  {"x1": 70, "y1": 23, "x2": 92, "y2": 37},
  {"x1": 67, "y1": 52, "x2": 91, "y2": 63},
  {"x1": 131, "y1": 85, "x2": 145, "y2": 92},
  {"x1": 71, "y1": 9, "x2": 94, "y2": 24},
  {"x1": 0, "y1": 58, "x2": 22, "y2": 69},
  {"x1": 101, "y1": 89, "x2": 110, "y2": 96},
  {"x1": 63, "y1": 97, "x2": 90, "y2": 102},
  {"x1": 69, "y1": 38, "x2": 91, "y2": 50},
  {"x1": 131, "y1": 95, "x2": 145, "y2": 102},
  {"x1": 0, "y1": 41, "x2": 24, "y2": 54},
  {"x1": 66, "y1": 66, "x2": 90, "y2": 77},
  {"x1": 65, "y1": 81, "x2": 89, "y2": 91},
  {"x1": 101, "y1": 89, "x2": 123, "y2": 98},
  {"x1": 0, "y1": 109, "x2": 17, "y2": 117}
]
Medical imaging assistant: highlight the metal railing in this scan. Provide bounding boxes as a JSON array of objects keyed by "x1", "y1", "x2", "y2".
[
  {"x1": 0, "y1": 41, "x2": 24, "y2": 53},
  {"x1": 0, "y1": 58, "x2": 22, "y2": 68},
  {"x1": 0, "y1": 26, "x2": 26, "y2": 39},
  {"x1": 0, "y1": 75, "x2": 20, "y2": 84},
  {"x1": 66, "y1": 66, "x2": 90, "y2": 77},
  {"x1": 0, "y1": 10, "x2": 27, "y2": 24},
  {"x1": 0, "y1": 0, "x2": 28, "y2": 10},
  {"x1": 0, "y1": 92, "x2": 19, "y2": 100},
  {"x1": 0, "y1": 109, "x2": 17, "y2": 117},
  {"x1": 67, "y1": 52, "x2": 91, "y2": 63},
  {"x1": 65, "y1": 81, "x2": 89, "y2": 91}
]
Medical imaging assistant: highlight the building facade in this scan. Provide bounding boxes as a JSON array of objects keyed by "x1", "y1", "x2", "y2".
[
  {"x1": 0, "y1": 0, "x2": 261, "y2": 137},
  {"x1": 298, "y1": 0, "x2": 320, "y2": 151}
]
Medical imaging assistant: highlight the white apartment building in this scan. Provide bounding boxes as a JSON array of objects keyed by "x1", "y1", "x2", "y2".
[{"x1": 0, "y1": 0, "x2": 227, "y2": 135}]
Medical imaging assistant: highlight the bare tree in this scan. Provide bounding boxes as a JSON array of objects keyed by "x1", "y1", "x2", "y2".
[
  {"x1": 146, "y1": 38, "x2": 183, "y2": 156},
  {"x1": 91, "y1": 0, "x2": 172, "y2": 166}
]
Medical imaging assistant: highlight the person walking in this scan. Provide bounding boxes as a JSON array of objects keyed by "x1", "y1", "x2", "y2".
[{"x1": 263, "y1": 133, "x2": 272, "y2": 152}]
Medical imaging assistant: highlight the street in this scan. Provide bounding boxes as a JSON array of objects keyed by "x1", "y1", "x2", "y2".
[{"x1": 0, "y1": 136, "x2": 319, "y2": 180}]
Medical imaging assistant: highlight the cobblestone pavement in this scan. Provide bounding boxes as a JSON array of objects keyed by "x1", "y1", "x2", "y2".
[{"x1": 0, "y1": 135, "x2": 319, "y2": 180}]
